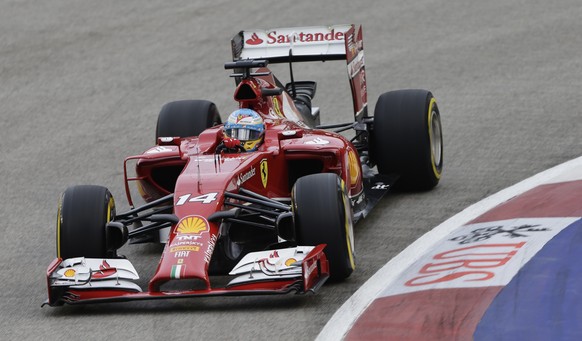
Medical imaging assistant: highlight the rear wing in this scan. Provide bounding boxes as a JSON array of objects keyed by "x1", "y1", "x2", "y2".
[{"x1": 231, "y1": 24, "x2": 368, "y2": 119}]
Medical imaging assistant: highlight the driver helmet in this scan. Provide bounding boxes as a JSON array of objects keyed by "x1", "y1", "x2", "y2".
[{"x1": 224, "y1": 108, "x2": 265, "y2": 151}]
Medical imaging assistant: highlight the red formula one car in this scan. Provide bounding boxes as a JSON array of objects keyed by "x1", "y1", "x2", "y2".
[{"x1": 44, "y1": 24, "x2": 443, "y2": 306}]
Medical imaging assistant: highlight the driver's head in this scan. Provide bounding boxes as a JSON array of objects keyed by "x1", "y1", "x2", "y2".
[{"x1": 224, "y1": 108, "x2": 265, "y2": 151}]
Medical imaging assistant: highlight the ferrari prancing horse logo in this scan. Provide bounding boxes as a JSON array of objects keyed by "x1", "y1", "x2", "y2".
[{"x1": 260, "y1": 159, "x2": 268, "y2": 188}]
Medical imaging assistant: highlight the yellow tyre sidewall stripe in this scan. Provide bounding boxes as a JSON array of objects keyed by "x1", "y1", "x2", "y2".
[
  {"x1": 428, "y1": 97, "x2": 442, "y2": 179},
  {"x1": 56, "y1": 195, "x2": 63, "y2": 258},
  {"x1": 107, "y1": 195, "x2": 115, "y2": 222},
  {"x1": 341, "y1": 180, "x2": 356, "y2": 270}
]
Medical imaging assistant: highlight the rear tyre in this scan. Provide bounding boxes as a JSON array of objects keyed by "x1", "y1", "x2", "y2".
[
  {"x1": 292, "y1": 173, "x2": 355, "y2": 280},
  {"x1": 371, "y1": 89, "x2": 443, "y2": 190},
  {"x1": 57, "y1": 185, "x2": 115, "y2": 259},
  {"x1": 156, "y1": 100, "x2": 221, "y2": 140}
]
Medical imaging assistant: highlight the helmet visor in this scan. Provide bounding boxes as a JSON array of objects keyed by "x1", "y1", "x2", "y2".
[{"x1": 225, "y1": 128, "x2": 262, "y2": 141}]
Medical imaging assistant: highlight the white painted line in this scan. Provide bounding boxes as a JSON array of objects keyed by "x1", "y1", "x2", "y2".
[{"x1": 316, "y1": 155, "x2": 582, "y2": 341}]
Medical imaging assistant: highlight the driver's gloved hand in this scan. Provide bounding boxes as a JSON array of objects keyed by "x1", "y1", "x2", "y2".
[
  {"x1": 223, "y1": 137, "x2": 241, "y2": 149},
  {"x1": 216, "y1": 138, "x2": 244, "y2": 154}
]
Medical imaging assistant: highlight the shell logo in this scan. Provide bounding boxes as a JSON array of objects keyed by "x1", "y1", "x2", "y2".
[
  {"x1": 64, "y1": 269, "x2": 76, "y2": 278},
  {"x1": 285, "y1": 258, "x2": 297, "y2": 266},
  {"x1": 177, "y1": 216, "x2": 208, "y2": 234}
]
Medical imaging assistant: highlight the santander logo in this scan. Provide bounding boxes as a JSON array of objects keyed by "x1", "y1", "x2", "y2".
[
  {"x1": 245, "y1": 33, "x2": 264, "y2": 45},
  {"x1": 246, "y1": 29, "x2": 345, "y2": 46},
  {"x1": 267, "y1": 29, "x2": 345, "y2": 44}
]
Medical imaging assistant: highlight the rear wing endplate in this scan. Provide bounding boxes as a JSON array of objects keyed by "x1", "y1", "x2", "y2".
[{"x1": 231, "y1": 24, "x2": 368, "y2": 119}]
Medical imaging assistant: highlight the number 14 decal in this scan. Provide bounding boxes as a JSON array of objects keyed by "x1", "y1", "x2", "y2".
[{"x1": 176, "y1": 192, "x2": 218, "y2": 205}]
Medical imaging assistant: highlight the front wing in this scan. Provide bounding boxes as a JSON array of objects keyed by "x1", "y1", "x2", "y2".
[{"x1": 44, "y1": 245, "x2": 329, "y2": 306}]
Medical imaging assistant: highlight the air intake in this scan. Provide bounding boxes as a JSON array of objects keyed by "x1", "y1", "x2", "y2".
[{"x1": 234, "y1": 83, "x2": 257, "y2": 100}]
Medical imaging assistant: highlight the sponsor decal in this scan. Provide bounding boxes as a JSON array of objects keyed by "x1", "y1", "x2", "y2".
[
  {"x1": 345, "y1": 26, "x2": 364, "y2": 62},
  {"x1": 191, "y1": 156, "x2": 247, "y2": 163},
  {"x1": 174, "y1": 235, "x2": 203, "y2": 242},
  {"x1": 174, "y1": 251, "x2": 190, "y2": 258},
  {"x1": 281, "y1": 130, "x2": 297, "y2": 136},
  {"x1": 176, "y1": 216, "x2": 208, "y2": 235},
  {"x1": 347, "y1": 150, "x2": 360, "y2": 185},
  {"x1": 351, "y1": 193, "x2": 365, "y2": 206},
  {"x1": 450, "y1": 223, "x2": 549, "y2": 244},
  {"x1": 266, "y1": 29, "x2": 345, "y2": 45},
  {"x1": 159, "y1": 137, "x2": 174, "y2": 143},
  {"x1": 269, "y1": 250, "x2": 280, "y2": 258},
  {"x1": 272, "y1": 97, "x2": 283, "y2": 117},
  {"x1": 404, "y1": 242, "x2": 525, "y2": 287},
  {"x1": 176, "y1": 192, "x2": 218, "y2": 205},
  {"x1": 203, "y1": 234, "x2": 218, "y2": 263},
  {"x1": 245, "y1": 32, "x2": 263, "y2": 45},
  {"x1": 371, "y1": 183, "x2": 389, "y2": 190},
  {"x1": 170, "y1": 245, "x2": 200, "y2": 252},
  {"x1": 359, "y1": 69, "x2": 367, "y2": 105},
  {"x1": 171, "y1": 215, "x2": 209, "y2": 262},
  {"x1": 170, "y1": 244, "x2": 199, "y2": 259},
  {"x1": 236, "y1": 112, "x2": 256, "y2": 123},
  {"x1": 347, "y1": 37, "x2": 363, "y2": 61},
  {"x1": 345, "y1": 25, "x2": 368, "y2": 115},
  {"x1": 379, "y1": 217, "x2": 579, "y2": 297},
  {"x1": 64, "y1": 269, "x2": 76, "y2": 278},
  {"x1": 305, "y1": 261, "x2": 318, "y2": 279},
  {"x1": 170, "y1": 264, "x2": 186, "y2": 279},
  {"x1": 260, "y1": 159, "x2": 268, "y2": 188},
  {"x1": 346, "y1": 32, "x2": 356, "y2": 57},
  {"x1": 347, "y1": 50, "x2": 365, "y2": 78},
  {"x1": 145, "y1": 146, "x2": 173, "y2": 154},
  {"x1": 304, "y1": 137, "x2": 330, "y2": 145},
  {"x1": 237, "y1": 167, "x2": 256, "y2": 186},
  {"x1": 93, "y1": 260, "x2": 117, "y2": 279},
  {"x1": 285, "y1": 258, "x2": 298, "y2": 266},
  {"x1": 191, "y1": 157, "x2": 218, "y2": 163},
  {"x1": 222, "y1": 156, "x2": 248, "y2": 161}
]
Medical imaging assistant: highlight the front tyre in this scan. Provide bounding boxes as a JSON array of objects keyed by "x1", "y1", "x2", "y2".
[
  {"x1": 371, "y1": 89, "x2": 443, "y2": 190},
  {"x1": 292, "y1": 173, "x2": 355, "y2": 280},
  {"x1": 57, "y1": 185, "x2": 115, "y2": 259}
]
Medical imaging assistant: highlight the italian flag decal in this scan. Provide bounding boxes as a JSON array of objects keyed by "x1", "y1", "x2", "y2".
[{"x1": 170, "y1": 265, "x2": 186, "y2": 279}]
